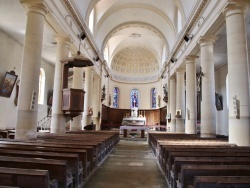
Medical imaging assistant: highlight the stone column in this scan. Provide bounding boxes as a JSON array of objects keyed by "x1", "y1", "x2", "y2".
[
  {"x1": 185, "y1": 55, "x2": 199, "y2": 134},
  {"x1": 92, "y1": 73, "x2": 101, "y2": 130},
  {"x1": 82, "y1": 67, "x2": 93, "y2": 129},
  {"x1": 176, "y1": 68, "x2": 185, "y2": 132},
  {"x1": 50, "y1": 35, "x2": 70, "y2": 133},
  {"x1": 223, "y1": 3, "x2": 250, "y2": 146},
  {"x1": 198, "y1": 36, "x2": 217, "y2": 138},
  {"x1": 15, "y1": 1, "x2": 47, "y2": 139},
  {"x1": 70, "y1": 67, "x2": 84, "y2": 131},
  {"x1": 169, "y1": 77, "x2": 176, "y2": 132}
]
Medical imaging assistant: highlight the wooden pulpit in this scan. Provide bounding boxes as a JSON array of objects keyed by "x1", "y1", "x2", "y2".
[{"x1": 61, "y1": 52, "x2": 93, "y2": 118}]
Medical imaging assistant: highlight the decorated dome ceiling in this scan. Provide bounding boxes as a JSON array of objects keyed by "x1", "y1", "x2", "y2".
[{"x1": 111, "y1": 46, "x2": 159, "y2": 77}]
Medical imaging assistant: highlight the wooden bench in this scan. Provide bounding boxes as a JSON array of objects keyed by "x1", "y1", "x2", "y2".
[
  {"x1": 171, "y1": 157, "x2": 250, "y2": 188},
  {"x1": 193, "y1": 176, "x2": 250, "y2": 188},
  {"x1": 0, "y1": 139, "x2": 95, "y2": 172},
  {"x1": 177, "y1": 165, "x2": 250, "y2": 188},
  {"x1": 0, "y1": 167, "x2": 57, "y2": 188},
  {"x1": 0, "y1": 143, "x2": 89, "y2": 181},
  {"x1": 36, "y1": 132, "x2": 119, "y2": 162},
  {"x1": 0, "y1": 149, "x2": 81, "y2": 188},
  {"x1": 167, "y1": 151, "x2": 250, "y2": 182},
  {"x1": 34, "y1": 134, "x2": 108, "y2": 163},
  {"x1": 160, "y1": 145, "x2": 250, "y2": 175},
  {"x1": 0, "y1": 156, "x2": 73, "y2": 188}
]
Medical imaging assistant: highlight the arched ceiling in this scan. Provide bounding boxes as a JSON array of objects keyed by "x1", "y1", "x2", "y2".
[
  {"x1": 73, "y1": 0, "x2": 197, "y2": 82},
  {"x1": 0, "y1": 0, "x2": 198, "y2": 83}
]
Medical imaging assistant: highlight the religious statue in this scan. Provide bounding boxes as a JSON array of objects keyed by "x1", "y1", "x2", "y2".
[{"x1": 101, "y1": 85, "x2": 106, "y2": 102}]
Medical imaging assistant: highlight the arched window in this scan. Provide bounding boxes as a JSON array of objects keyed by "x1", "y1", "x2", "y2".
[
  {"x1": 38, "y1": 68, "x2": 45, "y2": 104},
  {"x1": 113, "y1": 87, "x2": 119, "y2": 108},
  {"x1": 151, "y1": 88, "x2": 157, "y2": 108},
  {"x1": 131, "y1": 89, "x2": 139, "y2": 108},
  {"x1": 226, "y1": 74, "x2": 228, "y2": 109},
  {"x1": 89, "y1": 9, "x2": 94, "y2": 33},
  {"x1": 177, "y1": 9, "x2": 182, "y2": 33}
]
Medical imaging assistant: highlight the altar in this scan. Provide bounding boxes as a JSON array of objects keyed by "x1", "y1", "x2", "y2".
[
  {"x1": 121, "y1": 117, "x2": 146, "y2": 126},
  {"x1": 120, "y1": 125, "x2": 148, "y2": 138},
  {"x1": 122, "y1": 107, "x2": 146, "y2": 126}
]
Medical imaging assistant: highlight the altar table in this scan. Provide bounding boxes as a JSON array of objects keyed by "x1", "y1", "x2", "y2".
[
  {"x1": 121, "y1": 117, "x2": 146, "y2": 126},
  {"x1": 120, "y1": 125, "x2": 148, "y2": 138}
]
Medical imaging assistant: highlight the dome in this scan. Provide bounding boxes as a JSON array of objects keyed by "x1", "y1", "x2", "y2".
[{"x1": 111, "y1": 46, "x2": 159, "y2": 79}]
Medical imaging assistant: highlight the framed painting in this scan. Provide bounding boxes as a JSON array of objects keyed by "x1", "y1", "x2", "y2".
[{"x1": 0, "y1": 72, "x2": 18, "y2": 98}]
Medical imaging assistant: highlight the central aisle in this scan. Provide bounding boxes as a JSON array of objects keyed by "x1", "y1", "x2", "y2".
[{"x1": 84, "y1": 139, "x2": 168, "y2": 188}]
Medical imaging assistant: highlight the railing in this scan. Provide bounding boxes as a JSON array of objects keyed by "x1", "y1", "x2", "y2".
[{"x1": 37, "y1": 116, "x2": 51, "y2": 131}]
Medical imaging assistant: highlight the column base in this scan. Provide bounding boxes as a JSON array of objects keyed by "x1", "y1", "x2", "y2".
[
  {"x1": 16, "y1": 110, "x2": 37, "y2": 139},
  {"x1": 50, "y1": 113, "x2": 66, "y2": 133}
]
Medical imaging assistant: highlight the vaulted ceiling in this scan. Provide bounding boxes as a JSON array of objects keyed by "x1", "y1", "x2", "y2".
[{"x1": 0, "y1": 0, "x2": 249, "y2": 83}]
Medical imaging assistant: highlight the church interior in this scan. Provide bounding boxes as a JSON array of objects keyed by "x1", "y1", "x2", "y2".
[{"x1": 0, "y1": 0, "x2": 250, "y2": 187}]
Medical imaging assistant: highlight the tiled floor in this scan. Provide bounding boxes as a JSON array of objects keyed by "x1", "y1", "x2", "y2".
[{"x1": 84, "y1": 139, "x2": 169, "y2": 188}]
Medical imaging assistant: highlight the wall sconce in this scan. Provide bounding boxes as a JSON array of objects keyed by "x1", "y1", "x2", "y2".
[
  {"x1": 171, "y1": 57, "x2": 177, "y2": 63},
  {"x1": 77, "y1": 32, "x2": 86, "y2": 55},
  {"x1": 105, "y1": 74, "x2": 109, "y2": 78},
  {"x1": 78, "y1": 32, "x2": 86, "y2": 40},
  {"x1": 93, "y1": 56, "x2": 99, "y2": 61},
  {"x1": 184, "y1": 34, "x2": 193, "y2": 42}
]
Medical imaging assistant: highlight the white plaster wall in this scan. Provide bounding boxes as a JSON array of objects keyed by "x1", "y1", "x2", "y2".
[
  {"x1": 0, "y1": 30, "x2": 22, "y2": 129},
  {"x1": 215, "y1": 64, "x2": 228, "y2": 136},
  {"x1": 108, "y1": 79, "x2": 162, "y2": 109},
  {"x1": 0, "y1": 30, "x2": 55, "y2": 129},
  {"x1": 37, "y1": 60, "x2": 55, "y2": 122}
]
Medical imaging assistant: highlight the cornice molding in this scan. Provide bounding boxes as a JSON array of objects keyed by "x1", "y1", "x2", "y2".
[{"x1": 62, "y1": 0, "x2": 105, "y2": 65}]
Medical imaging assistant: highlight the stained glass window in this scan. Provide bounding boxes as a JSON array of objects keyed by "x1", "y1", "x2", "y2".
[
  {"x1": 113, "y1": 87, "x2": 119, "y2": 108},
  {"x1": 151, "y1": 88, "x2": 156, "y2": 108},
  {"x1": 131, "y1": 89, "x2": 139, "y2": 108}
]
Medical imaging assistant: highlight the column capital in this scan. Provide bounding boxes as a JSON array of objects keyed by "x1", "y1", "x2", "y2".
[
  {"x1": 54, "y1": 34, "x2": 71, "y2": 45},
  {"x1": 20, "y1": 0, "x2": 47, "y2": 16},
  {"x1": 198, "y1": 36, "x2": 218, "y2": 47},
  {"x1": 176, "y1": 67, "x2": 186, "y2": 73},
  {"x1": 222, "y1": 2, "x2": 247, "y2": 19},
  {"x1": 185, "y1": 55, "x2": 199, "y2": 64},
  {"x1": 170, "y1": 76, "x2": 176, "y2": 81}
]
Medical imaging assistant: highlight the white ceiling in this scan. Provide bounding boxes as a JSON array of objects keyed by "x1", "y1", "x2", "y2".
[{"x1": 0, "y1": 0, "x2": 249, "y2": 82}]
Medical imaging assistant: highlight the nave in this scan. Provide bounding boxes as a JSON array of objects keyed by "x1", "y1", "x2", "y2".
[{"x1": 84, "y1": 139, "x2": 168, "y2": 188}]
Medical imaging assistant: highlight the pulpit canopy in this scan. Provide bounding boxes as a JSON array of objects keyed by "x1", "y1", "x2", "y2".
[{"x1": 61, "y1": 52, "x2": 93, "y2": 118}]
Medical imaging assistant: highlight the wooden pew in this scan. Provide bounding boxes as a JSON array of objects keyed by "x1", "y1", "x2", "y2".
[
  {"x1": 177, "y1": 165, "x2": 250, "y2": 188},
  {"x1": 0, "y1": 149, "x2": 81, "y2": 187},
  {"x1": 167, "y1": 151, "x2": 250, "y2": 183},
  {"x1": 34, "y1": 134, "x2": 107, "y2": 164},
  {"x1": 0, "y1": 139, "x2": 95, "y2": 173},
  {"x1": 0, "y1": 143, "x2": 88, "y2": 181},
  {"x1": 0, "y1": 156, "x2": 73, "y2": 188},
  {"x1": 36, "y1": 132, "x2": 119, "y2": 162},
  {"x1": 0, "y1": 167, "x2": 57, "y2": 188},
  {"x1": 172, "y1": 157, "x2": 250, "y2": 188},
  {"x1": 161, "y1": 145, "x2": 250, "y2": 175},
  {"x1": 193, "y1": 176, "x2": 250, "y2": 188},
  {"x1": 28, "y1": 138, "x2": 101, "y2": 167}
]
